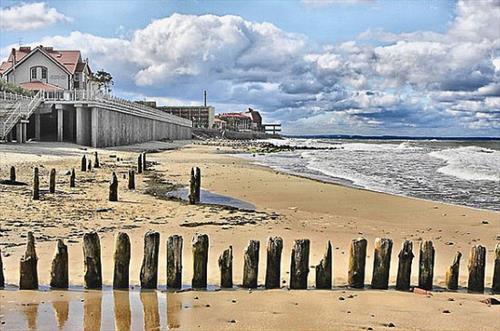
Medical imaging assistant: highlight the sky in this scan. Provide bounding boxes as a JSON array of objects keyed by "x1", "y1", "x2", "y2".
[{"x1": 0, "y1": 0, "x2": 499, "y2": 136}]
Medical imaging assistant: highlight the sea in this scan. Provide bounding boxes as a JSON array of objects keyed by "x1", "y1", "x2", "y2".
[{"x1": 241, "y1": 136, "x2": 500, "y2": 211}]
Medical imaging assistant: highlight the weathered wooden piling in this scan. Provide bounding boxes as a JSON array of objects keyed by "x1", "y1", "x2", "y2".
[
  {"x1": 113, "y1": 232, "x2": 131, "y2": 289},
  {"x1": 32, "y1": 167, "x2": 40, "y2": 200},
  {"x1": 49, "y1": 168, "x2": 56, "y2": 193},
  {"x1": 219, "y1": 246, "x2": 233, "y2": 288},
  {"x1": 315, "y1": 241, "x2": 332, "y2": 289},
  {"x1": 418, "y1": 240, "x2": 435, "y2": 290},
  {"x1": 243, "y1": 240, "x2": 260, "y2": 288},
  {"x1": 94, "y1": 151, "x2": 100, "y2": 168},
  {"x1": 192, "y1": 233, "x2": 209, "y2": 289},
  {"x1": 128, "y1": 170, "x2": 135, "y2": 190},
  {"x1": 19, "y1": 232, "x2": 38, "y2": 290},
  {"x1": 493, "y1": 244, "x2": 500, "y2": 294},
  {"x1": 265, "y1": 236, "x2": 283, "y2": 289},
  {"x1": 81, "y1": 155, "x2": 87, "y2": 172},
  {"x1": 467, "y1": 245, "x2": 486, "y2": 293},
  {"x1": 10, "y1": 166, "x2": 16, "y2": 182},
  {"x1": 137, "y1": 155, "x2": 143, "y2": 174},
  {"x1": 70, "y1": 168, "x2": 76, "y2": 188},
  {"x1": 348, "y1": 238, "x2": 367, "y2": 288},
  {"x1": 195, "y1": 167, "x2": 201, "y2": 203},
  {"x1": 140, "y1": 231, "x2": 160, "y2": 289},
  {"x1": 0, "y1": 248, "x2": 4, "y2": 288},
  {"x1": 50, "y1": 239, "x2": 68, "y2": 289},
  {"x1": 83, "y1": 232, "x2": 102, "y2": 289},
  {"x1": 445, "y1": 251, "x2": 462, "y2": 291},
  {"x1": 371, "y1": 238, "x2": 393, "y2": 289},
  {"x1": 396, "y1": 240, "x2": 414, "y2": 291},
  {"x1": 109, "y1": 172, "x2": 118, "y2": 202},
  {"x1": 142, "y1": 153, "x2": 147, "y2": 171},
  {"x1": 290, "y1": 239, "x2": 310, "y2": 289},
  {"x1": 189, "y1": 168, "x2": 196, "y2": 204},
  {"x1": 167, "y1": 235, "x2": 183, "y2": 289},
  {"x1": 88, "y1": 160, "x2": 92, "y2": 172}
]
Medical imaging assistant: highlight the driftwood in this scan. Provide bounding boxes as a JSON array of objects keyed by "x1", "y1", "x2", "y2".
[
  {"x1": 265, "y1": 236, "x2": 283, "y2": 289},
  {"x1": 371, "y1": 238, "x2": 393, "y2": 289},
  {"x1": 83, "y1": 232, "x2": 102, "y2": 289},
  {"x1": 19, "y1": 232, "x2": 38, "y2": 290},
  {"x1": 81, "y1": 155, "x2": 87, "y2": 172},
  {"x1": 167, "y1": 235, "x2": 183, "y2": 289},
  {"x1": 10, "y1": 166, "x2": 16, "y2": 182},
  {"x1": 445, "y1": 251, "x2": 462, "y2": 291},
  {"x1": 467, "y1": 245, "x2": 486, "y2": 293},
  {"x1": 348, "y1": 238, "x2": 367, "y2": 288},
  {"x1": 94, "y1": 151, "x2": 100, "y2": 168},
  {"x1": 113, "y1": 232, "x2": 131, "y2": 289},
  {"x1": 242, "y1": 240, "x2": 260, "y2": 288},
  {"x1": 219, "y1": 246, "x2": 233, "y2": 288},
  {"x1": 315, "y1": 241, "x2": 332, "y2": 289},
  {"x1": 70, "y1": 168, "x2": 76, "y2": 188},
  {"x1": 109, "y1": 172, "x2": 118, "y2": 201},
  {"x1": 396, "y1": 240, "x2": 414, "y2": 291},
  {"x1": 32, "y1": 167, "x2": 40, "y2": 200},
  {"x1": 137, "y1": 155, "x2": 143, "y2": 174},
  {"x1": 0, "y1": 248, "x2": 4, "y2": 288},
  {"x1": 140, "y1": 231, "x2": 160, "y2": 289},
  {"x1": 128, "y1": 170, "x2": 135, "y2": 190},
  {"x1": 418, "y1": 240, "x2": 435, "y2": 290},
  {"x1": 290, "y1": 239, "x2": 310, "y2": 289},
  {"x1": 49, "y1": 168, "x2": 56, "y2": 193},
  {"x1": 192, "y1": 233, "x2": 209, "y2": 288},
  {"x1": 50, "y1": 239, "x2": 68, "y2": 289}
]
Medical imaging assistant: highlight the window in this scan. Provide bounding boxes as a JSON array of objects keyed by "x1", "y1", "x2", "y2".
[
  {"x1": 41, "y1": 67, "x2": 47, "y2": 79},
  {"x1": 31, "y1": 67, "x2": 37, "y2": 80}
]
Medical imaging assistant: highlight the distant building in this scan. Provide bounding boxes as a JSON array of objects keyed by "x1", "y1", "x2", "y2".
[
  {"x1": 157, "y1": 106, "x2": 215, "y2": 129},
  {"x1": 216, "y1": 108, "x2": 263, "y2": 132}
]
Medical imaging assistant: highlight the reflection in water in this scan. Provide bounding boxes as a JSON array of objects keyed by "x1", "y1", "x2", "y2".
[
  {"x1": 23, "y1": 302, "x2": 39, "y2": 331},
  {"x1": 52, "y1": 300, "x2": 69, "y2": 330},
  {"x1": 84, "y1": 291, "x2": 102, "y2": 331},
  {"x1": 167, "y1": 292, "x2": 182, "y2": 329},
  {"x1": 140, "y1": 291, "x2": 160, "y2": 331},
  {"x1": 114, "y1": 290, "x2": 131, "y2": 331}
]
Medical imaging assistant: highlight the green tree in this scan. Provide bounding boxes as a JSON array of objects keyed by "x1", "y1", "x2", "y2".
[{"x1": 92, "y1": 69, "x2": 114, "y2": 93}]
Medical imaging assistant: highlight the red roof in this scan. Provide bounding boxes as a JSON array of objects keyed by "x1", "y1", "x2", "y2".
[{"x1": 19, "y1": 81, "x2": 63, "y2": 92}]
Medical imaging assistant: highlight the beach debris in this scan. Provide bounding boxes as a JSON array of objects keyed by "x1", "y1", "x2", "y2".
[
  {"x1": 481, "y1": 220, "x2": 489, "y2": 224},
  {"x1": 128, "y1": 170, "x2": 135, "y2": 190},
  {"x1": 192, "y1": 233, "x2": 209, "y2": 289},
  {"x1": 467, "y1": 245, "x2": 486, "y2": 293},
  {"x1": 109, "y1": 172, "x2": 118, "y2": 202},
  {"x1": 419, "y1": 240, "x2": 435, "y2": 290},
  {"x1": 493, "y1": 244, "x2": 500, "y2": 294},
  {"x1": 413, "y1": 287, "x2": 432, "y2": 296},
  {"x1": 70, "y1": 168, "x2": 76, "y2": 188},
  {"x1": 137, "y1": 155, "x2": 143, "y2": 174},
  {"x1": 396, "y1": 240, "x2": 414, "y2": 291},
  {"x1": 96, "y1": 207, "x2": 112, "y2": 213},
  {"x1": 218, "y1": 246, "x2": 233, "y2": 288},
  {"x1": 94, "y1": 152, "x2": 100, "y2": 168},
  {"x1": 265, "y1": 236, "x2": 283, "y2": 289},
  {"x1": 445, "y1": 251, "x2": 462, "y2": 290},
  {"x1": 32, "y1": 167, "x2": 40, "y2": 200},
  {"x1": 315, "y1": 240, "x2": 332, "y2": 289},
  {"x1": 83, "y1": 232, "x2": 102, "y2": 289},
  {"x1": 371, "y1": 238, "x2": 393, "y2": 290},
  {"x1": 480, "y1": 297, "x2": 500, "y2": 306},
  {"x1": 0, "y1": 248, "x2": 4, "y2": 288},
  {"x1": 242, "y1": 240, "x2": 260, "y2": 288},
  {"x1": 50, "y1": 239, "x2": 68, "y2": 289},
  {"x1": 290, "y1": 239, "x2": 310, "y2": 289},
  {"x1": 49, "y1": 168, "x2": 56, "y2": 193},
  {"x1": 113, "y1": 232, "x2": 131, "y2": 289},
  {"x1": 140, "y1": 231, "x2": 160, "y2": 289},
  {"x1": 81, "y1": 155, "x2": 87, "y2": 172},
  {"x1": 19, "y1": 232, "x2": 38, "y2": 290},
  {"x1": 167, "y1": 235, "x2": 183, "y2": 289},
  {"x1": 189, "y1": 167, "x2": 201, "y2": 204},
  {"x1": 348, "y1": 237, "x2": 367, "y2": 289},
  {"x1": 442, "y1": 309, "x2": 451, "y2": 314}
]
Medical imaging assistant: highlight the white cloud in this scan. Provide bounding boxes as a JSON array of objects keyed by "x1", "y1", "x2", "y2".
[{"x1": 0, "y1": 2, "x2": 71, "y2": 31}]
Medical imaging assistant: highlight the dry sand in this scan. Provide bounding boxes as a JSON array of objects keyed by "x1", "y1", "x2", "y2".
[{"x1": 0, "y1": 141, "x2": 499, "y2": 330}]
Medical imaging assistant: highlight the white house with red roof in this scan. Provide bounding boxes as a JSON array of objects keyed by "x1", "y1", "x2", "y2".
[{"x1": 0, "y1": 45, "x2": 92, "y2": 92}]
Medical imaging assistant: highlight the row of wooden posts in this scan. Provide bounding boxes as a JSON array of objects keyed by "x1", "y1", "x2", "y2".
[{"x1": 1, "y1": 232, "x2": 499, "y2": 293}]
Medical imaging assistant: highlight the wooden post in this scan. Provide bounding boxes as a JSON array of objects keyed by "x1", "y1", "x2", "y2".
[
  {"x1": 315, "y1": 241, "x2": 332, "y2": 289},
  {"x1": 113, "y1": 232, "x2": 131, "y2": 289},
  {"x1": 265, "y1": 236, "x2": 283, "y2": 289},
  {"x1": 167, "y1": 235, "x2": 183, "y2": 289},
  {"x1": 137, "y1": 155, "x2": 143, "y2": 174},
  {"x1": 49, "y1": 168, "x2": 56, "y2": 193},
  {"x1": 243, "y1": 240, "x2": 260, "y2": 288},
  {"x1": 189, "y1": 168, "x2": 196, "y2": 205},
  {"x1": 83, "y1": 232, "x2": 102, "y2": 289},
  {"x1": 348, "y1": 238, "x2": 367, "y2": 289},
  {"x1": 418, "y1": 240, "x2": 435, "y2": 290},
  {"x1": 140, "y1": 231, "x2": 160, "y2": 289},
  {"x1": 128, "y1": 170, "x2": 135, "y2": 190},
  {"x1": 0, "y1": 248, "x2": 4, "y2": 288},
  {"x1": 195, "y1": 167, "x2": 201, "y2": 203},
  {"x1": 10, "y1": 166, "x2": 16, "y2": 182},
  {"x1": 94, "y1": 151, "x2": 100, "y2": 168},
  {"x1": 81, "y1": 155, "x2": 87, "y2": 172},
  {"x1": 33, "y1": 167, "x2": 40, "y2": 200},
  {"x1": 467, "y1": 245, "x2": 486, "y2": 293},
  {"x1": 70, "y1": 168, "x2": 76, "y2": 188},
  {"x1": 371, "y1": 238, "x2": 393, "y2": 289},
  {"x1": 493, "y1": 244, "x2": 500, "y2": 294},
  {"x1": 219, "y1": 246, "x2": 233, "y2": 288},
  {"x1": 50, "y1": 239, "x2": 69, "y2": 289},
  {"x1": 192, "y1": 233, "x2": 209, "y2": 289},
  {"x1": 444, "y1": 251, "x2": 462, "y2": 291},
  {"x1": 290, "y1": 239, "x2": 310, "y2": 289},
  {"x1": 109, "y1": 172, "x2": 118, "y2": 202},
  {"x1": 142, "y1": 153, "x2": 147, "y2": 171},
  {"x1": 19, "y1": 232, "x2": 38, "y2": 290},
  {"x1": 396, "y1": 240, "x2": 414, "y2": 291},
  {"x1": 87, "y1": 159, "x2": 92, "y2": 172}
]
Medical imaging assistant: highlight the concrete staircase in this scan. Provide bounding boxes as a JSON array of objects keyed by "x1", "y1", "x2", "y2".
[{"x1": 0, "y1": 91, "x2": 43, "y2": 140}]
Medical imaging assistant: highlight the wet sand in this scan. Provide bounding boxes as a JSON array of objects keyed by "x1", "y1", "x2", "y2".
[{"x1": 0, "y1": 141, "x2": 499, "y2": 330}]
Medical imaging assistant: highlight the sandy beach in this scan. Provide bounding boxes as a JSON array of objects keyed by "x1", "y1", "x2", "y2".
[{"x1": 0, "y1": 141, "x2": 499, "y2": 330}]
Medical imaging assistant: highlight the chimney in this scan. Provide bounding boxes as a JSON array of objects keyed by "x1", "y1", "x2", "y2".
[{"x1": 204, "y1": 90, "x2": 207, "y2": 107}]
